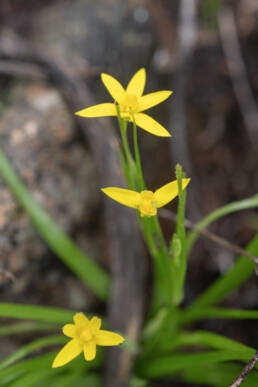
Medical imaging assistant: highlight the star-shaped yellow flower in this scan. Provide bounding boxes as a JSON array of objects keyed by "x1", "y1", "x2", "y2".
[
  {"x1": 75, "y1": 68, "x2": 172, "y2": 137},
  {"x1": 52, "y1": 313, "x2": 124, "y2": 368},
  {"x1": 102, "y1": 179, "x2": 190, "y2": 217}
]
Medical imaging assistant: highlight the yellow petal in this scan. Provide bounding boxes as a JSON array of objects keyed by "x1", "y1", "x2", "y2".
[
  {"x1": 154, "y1": 178, "x2": 190, "y2": 208},
  {"x1": 95, "y1": 330, "x2": 125, "y2": 346},
  {"x1": 75, "y1": 103, "x2": 117, "y2": 117},
  {"x1": 62, "y1": 324, "x2": 76, "y2": 338},
  {"x1": 101, "y1": 187, "x2": 141, "y2": 209},
  {"x1": 73, "y1": 313, "x2": 89, "y2": 327},
  {"x1": 126, "y1": 68, "x2": 146, "y2": 97},
  {"x1": 83, "y1": 341, "x2": 96, "y2": 361},
  {"x1": 101, "y1": 73, "x2": 126, "y2": 103},
  {"x1": 134, "y1": 113, "x2": 171, "y2": 137},
  {"x1": 138, "y1": 90, "x2": 172, "y2": 112},
  {"x1": 90, "y1": 316, "x2": 101, "y2": 331},
  {"x1": 52, "y1": 339, "x2": 82, "y2": 368}
]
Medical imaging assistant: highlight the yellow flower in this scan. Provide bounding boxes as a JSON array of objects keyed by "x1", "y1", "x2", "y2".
[
  {"x1": 52, "y1": 313, "x2": 124, "y2": 368},
  {"x1": 102, "y1": 179, "x2": 190, "y2": 217},
  {"x1": 75, "y1": 68, "x2": 172, "y2": 137}
]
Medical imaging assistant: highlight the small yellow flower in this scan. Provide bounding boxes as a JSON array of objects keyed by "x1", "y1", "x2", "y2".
[
  {"x1": 52, "y1": 313, "x2": 124, "y2": 368},
  {"x1": 75, "y1": 68, "x2": 172, "y2": 137},
  {"x1": 102, "y1": 179, "x2": 190, "y2": 217}
]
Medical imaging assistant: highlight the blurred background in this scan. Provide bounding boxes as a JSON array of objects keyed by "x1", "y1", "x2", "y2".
[{"x1": 0, "y1": 0, "x2": 257, "y2": 384}]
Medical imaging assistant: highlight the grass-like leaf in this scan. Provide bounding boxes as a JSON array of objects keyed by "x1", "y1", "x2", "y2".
[
  {"x1": 0, "y1": 151, "x2": 109, "y2": 300},
  {"x1": 181, "y1": 306, "x2": 258, "y2": 324},
  {"x1": 0, "y1": 303, "x2": 74, "y2": 324},
  {"x1": 188, "y1": 235, "x2": 258, "y2": 310},
  {"x1": 0, "y1": 335, "x2": 67, "y2": 370},
  {"x1": 44, "y1": 373, "x2": 102, "y2": 387},
  {"x1": 176, "y1": 331, "x2": 255, "y2": 352},
  {"x1": 0, "y1": 353, "x2": 55, "y2": 384},
  {"x1": 187, "y1": 194, "x2": 258, "y2": 253},
  {"x1": 8, "y1": 368, "x2": 55, "y2": 387},
  {"x1": 136, "y1": 350, "x2": 256, "y2": 378},
  {"x1": 0, "y1": 322, "x2": 58, "y2": 336},
  {"x1": 182, "y1": 362, "x2": 258, "y2": 386}
]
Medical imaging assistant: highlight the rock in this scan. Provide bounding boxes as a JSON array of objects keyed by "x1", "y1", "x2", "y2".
[{"x1": 0, "y1": 80, "x2": 101, "y2": 308}]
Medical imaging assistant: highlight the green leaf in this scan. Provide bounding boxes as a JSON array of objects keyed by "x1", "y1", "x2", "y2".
[
  {"x1": 136, "y1": 350, "x2": 256, "y2": 379},
  {"x1": 181, "y1": 307, "x2": 258, "y2": 325},
  {"x1": 188, "y1": 235, "x2": 258, "y2": 309},
  {"x1": 176, "y1": 331, "x2": 255, "y2": 352},
  {"x1": 5, "y1": 368, "x2": 54, "y2": 387},
  {"x1": 0, "y1": 349, "x2": 98, "y2": 384},
  {"x1": 46, "y1": 373, "x2": 102, "y2": 387},
  {"x1": 0, "y1": 335, "x2": 67, "y2": 370},
  {"x1": 0, "y1": 303, "x2": 74, "y2": 324},
  {"x1": 182, "y1": 362, "x2": 258, "y2": 386},
  {"x1": 187, "y1": 195, "x2": 258, "y2": 253},
  {"x1": 0, "y1": 353, "x2": 55, "y2": 384},
  {"x1": 0, "y1": 322, "x2": 58, "y2": 336},
  {"x1": 0, "y1": 150, "x2": 109, "y2": 300}
]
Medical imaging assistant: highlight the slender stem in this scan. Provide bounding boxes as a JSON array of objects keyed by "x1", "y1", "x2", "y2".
[
  {"x1": 230, "y1": 351, "x2": 258, "y2": 387},
  {"x1": 116, "y1": 106, "x2": 136, "y2": 190},
  {"x1": 151, "y1": 216, "x2": 169, "y2": 256},
  {"x1": 132, "y1": 114, "x2": 145, "y2": 191},
  {"x1": 170, "y1": 164, "x2": 188, "y2": 305}
]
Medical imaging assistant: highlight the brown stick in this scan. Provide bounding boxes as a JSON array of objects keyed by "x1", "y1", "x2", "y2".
[
  {"x1": 0, "y1": 30, "x2": 146, "y2": 387},
  {"x1": 218, "y1": 6, "x2": 258, "y2": 145},
  {"x1": 230, "y1": 351, "x2": 258, "y2": 387},
  {"x1": 160, "y1": 209, "x2": 258, "y2": 265}
]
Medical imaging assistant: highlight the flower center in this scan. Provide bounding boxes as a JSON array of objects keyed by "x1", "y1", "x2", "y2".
[
  {"x1": 139, "y1": 191, "x2": 157, "y2": 217},
  {"x1": 80, "y1": 329, "x2": 93, "y2": 343},
  {"x1": 119, "y1": 93, "x2": 139, "y2": 118}
]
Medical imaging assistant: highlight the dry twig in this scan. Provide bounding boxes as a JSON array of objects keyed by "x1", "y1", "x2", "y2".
[
  {"x1": 160, "y1": 208, "x2": 258, "y2": 266},
  {"x1": 218, "y1": 6, "x2": 258, "y2": 145},
  {"x1": 230, "y1": 351, "x2": 258, "y2": 387}
]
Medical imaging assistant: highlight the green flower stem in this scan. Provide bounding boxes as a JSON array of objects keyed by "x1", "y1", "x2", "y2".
[
  {"x1": 171, "y1": 165, "x2": 188, "y2": 305},
  {"x1": 151, "y1": 216, "x2": 169, "y2": 256},
  {"x1": 116, "y1": 112, "x2": 173, "y2": 310},
  {"x1": 140, "y1": 217, "x2": 172, "y2": 311},
  {"x1": 132, "y1": 114, "x2": 146, "y2": 191},
  {"x1": 116, "y1": 106, "x2": 136, "y2": 190}
]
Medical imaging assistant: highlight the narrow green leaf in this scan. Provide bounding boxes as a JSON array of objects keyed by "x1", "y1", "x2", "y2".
[
  {"x1": 182, "y1": 362, "x2": 258, "y2": 386},
  {"x1": 0, "y1": 303, "x2": 74, "y2": 324},
  {"x1": 177, "y1": 331, "x2": 255, "y2": 352},
  {"x1": 0, "y1": 353, "x2": 55, "y2": 384},
  {"x1": 181, "y1": 307, "x2": 258, "y2": 324},
  {"x1": 136, "y1": 350, "x2": 256, "y2": 378},
  {"x1": 189, "y1": 235, "x2": 258, "y2": 309},
  {"x1": 187, "y1": 195, "x2": 258, "y2": 253},
  {"x1": 5, "y1": 368, "x2": 54, "y2": 387},
  {"x1": 0, "y1": 322, "x2": 58, "y2": 336},
  {"x1": 0, "y1": 349, "x2": 94, "y2": 384},
  {"x1": 0, "y1": 335, "x2": 67, "y2": 370},
  {"x1": 0, "y1": 150, "x2": 109, "y2": 300},
  {"x1": 46, "y1": 373, "x2": 102, "y2": 387}
]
